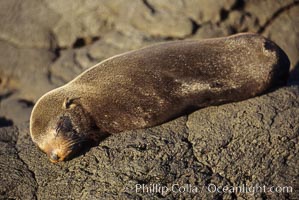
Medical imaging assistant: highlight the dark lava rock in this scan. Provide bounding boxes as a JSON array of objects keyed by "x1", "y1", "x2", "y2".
[
  {"x1": 0, "y1": 126, "x2": 37, "y2": 200},
  {"x1": 1, "y1": 86, "x2": 298, "y2": 199},
  {"x1": 187, "y1": 86, "x2": 299, "y2": 199}
]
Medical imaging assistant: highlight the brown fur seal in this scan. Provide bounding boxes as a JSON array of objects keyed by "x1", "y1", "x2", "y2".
[{"x1": 30, "y1": 33, "x2": 289, "y2": 163}]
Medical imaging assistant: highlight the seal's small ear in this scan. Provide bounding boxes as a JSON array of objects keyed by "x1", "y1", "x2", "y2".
[{"x1": 63, "y1": 97, "x2": 80, "y2": 109}]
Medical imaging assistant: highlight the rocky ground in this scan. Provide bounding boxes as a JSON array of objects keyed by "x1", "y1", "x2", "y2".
[{"x1": 0, "y1": 0, "x2": 298, "y2": 199}]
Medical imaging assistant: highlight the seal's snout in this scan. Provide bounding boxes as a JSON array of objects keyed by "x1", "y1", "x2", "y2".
[
  {"x1": 49, "y1": 152, "x2": 60, "y2": 163},
  {"x1": 47, "y1": 148, "x2": 73, "y2": 163},
  {"x1": 42, "y1": 138, "x2": 72, "y2": 163},
  {"x1": 44, "y1": 139, "x2": 83, "y2": 163}
]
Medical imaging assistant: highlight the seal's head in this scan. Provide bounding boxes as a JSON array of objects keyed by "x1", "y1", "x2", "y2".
[{"x1": 30, "y1": 90, "x2": 98, "y2": 163}]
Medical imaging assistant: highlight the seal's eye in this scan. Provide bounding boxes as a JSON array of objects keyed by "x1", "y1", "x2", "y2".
[{"x1": 56, "y1": 116, "x2": 73, "y2": 135}]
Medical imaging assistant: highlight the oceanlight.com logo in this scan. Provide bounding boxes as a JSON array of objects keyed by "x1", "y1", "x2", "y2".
[
  {"x1": 206, "y1": 184, "x2": 293, "y2": 194},
  {"x1": 134, "y1": 183, "x2": 293, "y2": 196}
]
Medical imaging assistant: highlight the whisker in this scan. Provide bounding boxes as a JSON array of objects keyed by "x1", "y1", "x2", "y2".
[
  {"x1": 64, "y1": 139, "x2": 79, "y2": 147},
  {"x1": 63, "y1": 137, "x2": 87, "y2": 149}
]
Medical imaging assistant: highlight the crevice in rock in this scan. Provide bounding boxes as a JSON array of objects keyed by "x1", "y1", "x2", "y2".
[
  {"x1": 0, "y1": 117, "x2": 14, "y2": 127},
  {"x1": 49, "y1": 31, "x2": 62, "y2": 63},
  {"x1": 86, "y1": 51, "x2": 97, "y2": 62},
  {"x1": 231, "y1": 0, "x2": 245, "y2": 11},
  {"x1": 189, "y1": 18, "x2": 201, "y2": 35},
  {"x1": 47, "y1": 69, "x2": 68, "y2": 85},
  {"x1": 229, "y1": 26, "x2": 238, "y2": 34},
  {"x1": 72, "y1": 36, "x2": 100, "y2": 49},
  {"x1": 142, "y1": 0, "x2": 156, "y2": 14},
  {"x1": 184, "y1": 115, "x2": 238, "y2": 198},
  {"x1": 18, "y1": 99, "x2": 34, "y2": 108},
  {"x1": 73, "y1": 53, "x2": 84, "y2": 70},
  {"x1": 53, "y1": 47, "x2": 62, "y2": 61},
  {"x1": 50, "y1": 36, "x2": 100, "y2": 64},
  {"x1": 73, "y1": 38, "x2": 87, "y2": 48},
  {"x1": 46, "y1": 69, "x2": 54, "y2": 85},
  {"x1": 183, "y1": 115, "x2": 214, "y2": 177},
  {"x1": 51, "y1": 46, "x2": 67, "y2": 63},
  {"x1": 0, "y1": 90, "x2": 14, "y2": 101},
  {"x1": 258, "y1": 1, "x2": 299, "y2": 33},
  {"x1": 183, "y1": 115, "x2": 198, "y2": 161},
  {"x1": 15, "y1": 147, "x2": 38, "y2": 200},
  {"x1": 220, "y1": 9, "x2": 229, "y2": 21},
  {"x1": 10, "y1": 126, "x2": 39, "y2": 199}
]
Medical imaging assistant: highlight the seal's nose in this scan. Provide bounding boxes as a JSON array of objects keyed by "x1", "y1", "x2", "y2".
[{"x1": 49, "y1": 152, "x2": 60, "y2": 163}]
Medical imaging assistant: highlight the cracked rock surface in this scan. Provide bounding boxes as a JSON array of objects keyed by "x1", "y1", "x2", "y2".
[
  {"x1": 0, "y1": 0, "x2": 298, "y2": 199},
  {"x1": 187, "y1": 86, "x2": 299, "y2": 200}
]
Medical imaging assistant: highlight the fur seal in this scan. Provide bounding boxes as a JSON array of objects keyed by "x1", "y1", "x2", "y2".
[{"x1": 30, "y1": 33, "x2": 289, "y2": 163}]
